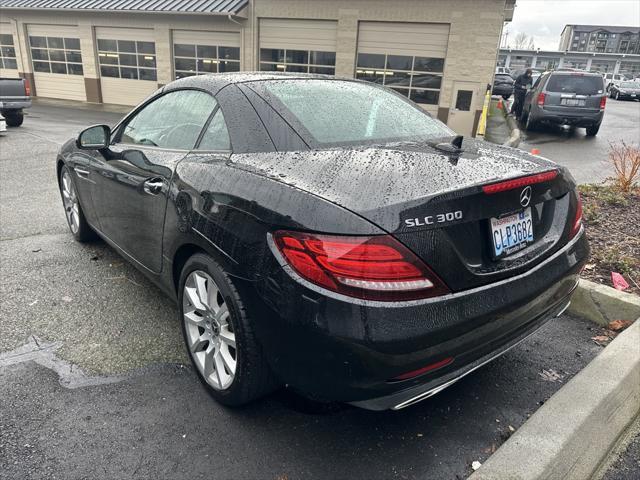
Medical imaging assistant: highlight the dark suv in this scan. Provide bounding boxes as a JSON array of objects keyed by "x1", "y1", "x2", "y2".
[{"x1": 520, "y1": 71, "x2": 606, "y2": 136}]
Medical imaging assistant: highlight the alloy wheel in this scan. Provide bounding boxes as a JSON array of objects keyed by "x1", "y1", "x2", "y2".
[
  {"x1": 183, "y1": 270, "x2": 237, "y2": 390},
  {"x1": 61, "y1": 170, "x2": 80, "y2": 234}
]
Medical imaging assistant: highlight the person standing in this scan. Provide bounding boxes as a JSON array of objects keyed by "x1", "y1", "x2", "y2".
[{"x1": 511, "y1": 68, "x2": 533, "y2": 119}]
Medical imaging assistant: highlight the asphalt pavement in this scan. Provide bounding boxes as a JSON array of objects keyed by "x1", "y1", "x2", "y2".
[{"x1": 0, "y1": 99, "x2": 609, "y2": 479}]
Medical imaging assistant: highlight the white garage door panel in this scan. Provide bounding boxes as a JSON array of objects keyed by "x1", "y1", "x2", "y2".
[
  {"x1": 358, "y1": 22, "x2": 450, "y2": 57},
  {"x1": 33, "y1": 73, "x2": 86, "y2": 101},
  {"x1": 259, "y1": 19, "x2": 337, "y2": 51},
  {"x1": 95, "y1": 27, "x2": 154, "y2": 42},
  {"x1": 100, "y1": 77, "x2": 157, "y2": 106},
  {"x1": 173, "y1": 30, "x2": 240, "y2": 47}
]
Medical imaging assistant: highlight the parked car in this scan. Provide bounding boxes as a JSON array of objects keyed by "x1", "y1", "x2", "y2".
[
  {"x1": 495, "y1": 66, "x2": 511, "y2": 75},
  {"x1": 603, "y1": 73, "x2": 626, "y2": 91},
  {"x1": 520, "y1": 71, "x2": 606, "y2": 136},
  {"x1": 492, "y1": 73, "x2": 514, "y2": 99},
  {"x1": 56, "y1": 73, "x2": 588, "y2": 410},
  {"x1": 0, "y1": 113, "x2": 6, "y2": 135},
  {"x1": 608, "y1": 81, "x2": 640, "y2": 100},
  {"x1": 0, "y1": 77, "x2": 31, "y2": 126}
]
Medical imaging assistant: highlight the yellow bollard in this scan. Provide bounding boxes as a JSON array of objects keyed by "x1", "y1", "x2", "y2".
[{"x1": 476, "y1": 85, "x2": 492, "y2": 138}]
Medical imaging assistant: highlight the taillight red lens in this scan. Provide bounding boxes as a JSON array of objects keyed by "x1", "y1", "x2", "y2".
[
  {"x1": 24, "y1": 79, "x2": 31, "y2": 96},
  {"x1": 569, "y1": 191, "x2": 583, "y2": 239},
  {"x1": 600, "y1": 96, "x2": 606, "y2": 110},
  {"x1": 482, "y1": 170, "x2": 558, "y2": 194},
  {"x1": 537, "y1": 92, "x2": 546, "y2": 106},
  {"x1": 272, "y1": 231, "x2": 450, "y2": 301}
]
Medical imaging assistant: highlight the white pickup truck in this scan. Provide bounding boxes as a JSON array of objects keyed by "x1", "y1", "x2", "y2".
[{"x1": 0, "y1": 76, "x2": 32, "y2": 127}]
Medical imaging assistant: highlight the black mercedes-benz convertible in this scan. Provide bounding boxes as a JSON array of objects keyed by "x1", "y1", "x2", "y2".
[{"x1": 57, "y1": 73, "x2": 588, "y2": 410}]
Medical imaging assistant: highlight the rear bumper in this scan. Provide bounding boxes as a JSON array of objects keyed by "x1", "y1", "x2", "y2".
[
  {"x1": 533, "y1": 108, "x2": 603, "y2": 126},
  {"x1": 252, "y1": 229, "x2": 589, "y2": 409},
  {"x1": 0, "y1": 99, "x2": 31, "y2": 110}
]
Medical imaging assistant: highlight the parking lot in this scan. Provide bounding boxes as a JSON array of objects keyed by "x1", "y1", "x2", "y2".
[
  {"x1": 0, "y1": 100, "x2": 622, "y2": 479},
  {"x1": 520, "y1": 97, "x2": 640, "y2": 184}
]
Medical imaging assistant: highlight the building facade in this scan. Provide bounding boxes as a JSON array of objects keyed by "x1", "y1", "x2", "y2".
[
  {"x1": 0, "y1": 0, "x2": 515, "y2": 136},
  {"x1": 498, "y1": 47, "x2": 640, "y2": 79},
  {"x1": 559, "y1": 25, "x2": 640, "y2": 55}
]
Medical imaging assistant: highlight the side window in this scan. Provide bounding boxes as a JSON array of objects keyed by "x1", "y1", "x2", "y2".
[
  {"x1": 198, "y1": 109, "x2": 231, "y2": 151},
  {"x1": 120, "y1": 90, "x2": 215, "y2": 149},
  {"x1": 532, "y1": 75, "x2": 543, "y2": 89}
]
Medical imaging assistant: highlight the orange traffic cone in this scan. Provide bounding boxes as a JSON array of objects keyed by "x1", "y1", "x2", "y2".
[{"x1": 530, "y1": 148, "x2": 540, "y2": 155}]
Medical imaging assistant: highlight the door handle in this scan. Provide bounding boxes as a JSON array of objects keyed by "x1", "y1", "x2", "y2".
[{"x1": 143, "y1": 178, "x2": 164, "y2": 195}]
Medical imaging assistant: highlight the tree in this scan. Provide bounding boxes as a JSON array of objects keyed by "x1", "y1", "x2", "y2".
[{"x1": 513, "y1": 32, "x2": 535, "y2": 50}]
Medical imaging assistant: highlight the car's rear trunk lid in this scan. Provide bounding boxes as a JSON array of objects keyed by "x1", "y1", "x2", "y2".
[{"x1": 231, "y1": 139, "x2": 577, "y2": 291}]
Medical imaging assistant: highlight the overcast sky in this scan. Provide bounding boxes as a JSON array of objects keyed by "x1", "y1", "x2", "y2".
[{"x1": 505, "y1": 0, "x2": 640, "y2": 50}]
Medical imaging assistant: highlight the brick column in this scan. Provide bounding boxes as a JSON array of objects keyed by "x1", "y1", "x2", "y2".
[{"x1": 335, "y1": 9, "x2": 359, "y2": 77}]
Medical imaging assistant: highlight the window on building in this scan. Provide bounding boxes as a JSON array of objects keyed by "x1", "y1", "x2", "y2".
[
  {"x1": 97, "y1": 39, "x2": 156, "y2": 81},
  {"x1": 563, "y1": 58, "x2": 588, "y2": 70},
  {"x1": 355, "y1": 53, "x2": 444, "y2": 105},
  {"x1": 536, "y1": 57, "x2": 560, "y2": 70},
  {"x1": 0, "y1": 33, "x2": 17, "y2": 70},
  {"x1": 259, "y1": 48, "x2": 336, "y2": 75},
  {"x1": 620, "y1": 61, "x2": 640, "y2": 79},
  {"x1": 29, "y1": 36, "x2": 83, "y2": 75},
  {"x1": 174, "y1": 43, "x2": 240, "y2": 79}
]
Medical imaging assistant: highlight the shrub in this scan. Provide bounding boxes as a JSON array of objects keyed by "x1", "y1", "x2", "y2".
[{"x1": 608, "y1": 141, "x2": 640, "y2": 193}]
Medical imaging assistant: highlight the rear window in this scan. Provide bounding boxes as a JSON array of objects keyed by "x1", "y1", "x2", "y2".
[
  {"x1": 545, "y1": 74, "x2": 604, "y2": 95},
  {"x1": 495, "y1": 74, "x2": 513, "y2": 82},
  {"x1": 253, "y1": 79, "x2": 453, "y2": 146}
]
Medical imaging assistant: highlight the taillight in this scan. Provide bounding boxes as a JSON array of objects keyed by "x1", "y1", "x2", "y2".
[
  {"x1": 390, "y1": 357, "x2": 454, "y2": 382},
  {"x1": 24, "y1": 79, "x2": 31, "y2": 96},
  {"x1": 482, "y1": 170, "x2": 558, "y2": 194},
  {"x1": 271, "y1": 231, "x2": 450, "y2": 301},
  {"x1": 537, "y1": 92, "x2": 546, "y2": 106},
  {"x1": 569, "y1": 191, "x2": 583, "y2": 239},
  {"x1": 600, "y1": 96, "x2": 606, "y2": 110}
]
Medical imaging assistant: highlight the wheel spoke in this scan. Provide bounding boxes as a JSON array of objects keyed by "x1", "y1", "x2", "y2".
[
  {"x1": 214, "y1": 303, "x2": 229, "y2": 325},
  {"x1": 219, "y1": 345, "x2": 236, "y2": 373},
  {"x1": 219, "y1": 326, "x2": 236, "y2": 349},
  {"x1": 194, "y1": 273, "x2": 209, "y2": 309},
  {"x1": 188, "y1": 334, "x2": 208, "y2": 354},
  {"x1": 202, "y1": 344, "x2": 215, "y2": 378},
  {"x1": 183, "y1": 310, "x2": 206, "y2": 328},
  {"x1": 214, "y1": 350, "x2": 230, "y2": 386},
  {"x1": 184, "y1": 286, "x2": 205, "y2": 311}
]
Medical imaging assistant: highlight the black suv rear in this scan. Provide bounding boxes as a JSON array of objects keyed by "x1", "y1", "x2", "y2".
[{"x1": 520, "y1": 71, "x2": 606, "y2": 136}]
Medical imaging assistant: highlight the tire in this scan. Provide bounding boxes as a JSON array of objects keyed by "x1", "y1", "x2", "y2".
[
  {"x1": 58, "y1": 165, "x2": 95, "y2": 242},
  {"x1": 586, "y1": 123, "x2": 600, "y2": 136},
  {"x1": 178, "y1": 253, "x2": 277, "y2": 407},
  {"x1": 4, "y1": 111, "x2": 24, "y2": 127},
  {"x1": 615, "y1": 91, "x2": 620, "y2": 100}
]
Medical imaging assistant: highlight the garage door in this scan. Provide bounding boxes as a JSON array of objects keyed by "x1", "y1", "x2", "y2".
[
  {"x1": 258, "y1": 19, "x2": 337, "y2": 75},
  {"x1": 172, "y1": 30, "x2": 241, "y2": 79},
  {"x1": 96, "y1": 27, "x2": 157, "y2": 106},
  {"x1": 0, "y1": 23, "x2": 19, "y2": 78},
  {"x1": 27, "y1": 25, "x2": 86, "y2": 101},
  {"x1": 356, "y1": 22, "x2": 449, "y2": 109}
]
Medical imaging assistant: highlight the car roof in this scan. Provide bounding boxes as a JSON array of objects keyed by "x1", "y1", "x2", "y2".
[{"x1": 163, "y1": 71, "x2": 347, "y2": 95}]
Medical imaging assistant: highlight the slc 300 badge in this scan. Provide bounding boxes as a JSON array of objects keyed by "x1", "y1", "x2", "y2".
[{"x1": 404, "y1": 210, "x2": 463, "y2": 228}]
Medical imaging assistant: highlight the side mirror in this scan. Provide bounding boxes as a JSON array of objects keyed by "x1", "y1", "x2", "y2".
[{"x1": 77, "y1": 124, "x2": 110, "y2": 149}]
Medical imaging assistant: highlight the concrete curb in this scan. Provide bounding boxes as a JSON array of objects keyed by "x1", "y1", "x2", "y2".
[
  {"x1": 568, "y1": 279, "x2": 640, "y2": 326},
  {"x1": 469, "y1": 319, "x2": 640, "y2": 480}
]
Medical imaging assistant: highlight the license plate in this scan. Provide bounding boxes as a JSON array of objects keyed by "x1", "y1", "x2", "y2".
[
  {"x1": 561, "y1": 98, "x2": 585, "y2": 106},
  {"x1": 490, "y1": 208, "x2": 534, "y2": 258}
]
